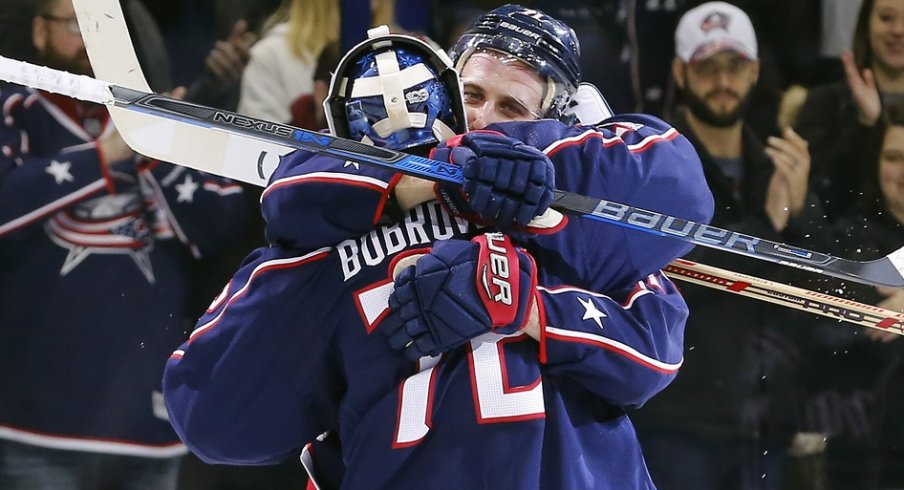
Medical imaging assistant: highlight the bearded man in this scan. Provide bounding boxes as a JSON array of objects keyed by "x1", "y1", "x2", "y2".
[{"x1": 630, "y1": 3, "x2": 828, "y2": 490}]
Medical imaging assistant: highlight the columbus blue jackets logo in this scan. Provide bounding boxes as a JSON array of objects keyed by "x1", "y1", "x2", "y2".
[
  {"x1": 45, "y1": 193, "x2": 158, "y2": 283},
  {"x1": 700, "y1": 12, "x2": 730, "y2": 33}
]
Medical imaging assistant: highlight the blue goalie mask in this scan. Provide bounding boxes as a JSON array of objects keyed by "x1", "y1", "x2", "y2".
[{"x1": 325, "y1": 27, "x2": 467, "y2": 151}]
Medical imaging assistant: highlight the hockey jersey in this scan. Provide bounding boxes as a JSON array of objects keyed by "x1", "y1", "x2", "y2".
[
  {"x1": 164, "y1": 116, "x2": 714, "y2": 487},
  {"x1": 0, "y1": 87, "x2": 247, "y2": 457}
]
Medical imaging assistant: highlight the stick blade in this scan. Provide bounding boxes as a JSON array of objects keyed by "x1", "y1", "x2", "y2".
[
  {"x1": 109, "y1": 107, "x2": 288, "y2": 187},
  {"x1": 73, "y1": 0, "x2": 150, "y2": 92}
]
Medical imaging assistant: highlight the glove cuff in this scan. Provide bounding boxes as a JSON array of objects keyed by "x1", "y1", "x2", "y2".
[{"x1": 472, "y1": 232, "x2": 523, "y2": 327}]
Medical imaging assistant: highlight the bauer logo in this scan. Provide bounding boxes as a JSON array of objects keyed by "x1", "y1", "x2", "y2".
[
  {"x1": 476, "y1": 232, "x2": 519, "y2": 326},
  {"x1": 499, "y1": 21, "x2": 541, "y2": 41},
  {"x1": 591, "y1": 200, "x2": 761, "y2": 253},
  {"x1": 480, "y1": 232, "x2": 514, "y2": 306}
]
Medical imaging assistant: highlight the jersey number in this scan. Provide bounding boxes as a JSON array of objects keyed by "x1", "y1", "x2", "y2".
[{"x1": 392, "y1": 332, "x2": 545, "y2": 448}]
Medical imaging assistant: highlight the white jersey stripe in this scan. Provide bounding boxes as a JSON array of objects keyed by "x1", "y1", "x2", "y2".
[
  {"x1": 263, "y1": 172, "x2": 390, "y2": 200},
  {"x1": 545, "y1": 326, "x2": 682, "y2": 373},
  {"x1": 0, "y1": 180, "x2": 106, "y2": 236},
  {"x1": 542, "y1": 127, "x2": 680, "y2": 155}
]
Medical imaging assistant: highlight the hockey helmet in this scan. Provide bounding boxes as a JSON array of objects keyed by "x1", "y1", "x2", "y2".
[
  {"x1": 325, "y1": 26, "x2": 467, "y2": 151},
  {"x1": 449, "y1": 4, "x2": 581, "y2": 120}
]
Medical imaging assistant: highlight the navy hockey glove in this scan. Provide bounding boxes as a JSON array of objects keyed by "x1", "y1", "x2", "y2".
[
  {"x1": 432, "y1": 131, "x2": 559, "y2": 231},
  {"x1": 383, "y1": 232, "x2": 539, "y2": 360}
]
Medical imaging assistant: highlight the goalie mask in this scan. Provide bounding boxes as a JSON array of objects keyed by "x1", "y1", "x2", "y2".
[
  {"x1": 325, "y1": 26, "x2": 467, "y2": 151},
  {"x1": 449, "y1": 4, "x2": 581, "y2": 120}
]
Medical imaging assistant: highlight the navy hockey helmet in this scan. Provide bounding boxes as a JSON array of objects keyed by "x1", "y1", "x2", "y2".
[
  {"x1": 325, "y1": 26, "x2": 467, "y2": 151},
  {"x1": 449, "y1": 4, "x2": 581, "y2": 119}
]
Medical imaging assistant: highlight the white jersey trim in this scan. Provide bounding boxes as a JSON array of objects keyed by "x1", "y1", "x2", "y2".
[
  {"x1": 264, "y1": 171, "x2": 391, "y2": 200},
  {"x1": 541, "y1": 127, "x2": 680, "y2": 155},
  {"x1": 0, "y1": 180, "x2": 107, "y2": 236},
  {"x1": 544, "y1": 326, "x2": 683, "y2": 373}
]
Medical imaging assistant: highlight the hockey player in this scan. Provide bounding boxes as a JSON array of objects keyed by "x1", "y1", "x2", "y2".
[
  {"x1": 0, "y1": 0, "x2": 248, "y2": 488},
  {"x1": 163, "y1": 6, "x2": 714, "y2": 489}
]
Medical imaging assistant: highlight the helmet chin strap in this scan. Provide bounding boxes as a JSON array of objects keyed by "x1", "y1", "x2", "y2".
[{"x1": 540, "y1": 77, "x2": 557, "y2": 118}]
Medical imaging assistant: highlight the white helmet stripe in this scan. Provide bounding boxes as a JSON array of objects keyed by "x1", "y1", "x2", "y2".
[
  {"x1": 431, "y1": 119, "x2": 456, "y2": 143},
  {"x1": 372, "y1": 113, "x2": 428, "y2": 138},
  {"x1": 349, "y1": 64, "x2": 435, "y2": 98},
  {"x1": 372, "y1": 50, "x2": 411, "y2": 132}
]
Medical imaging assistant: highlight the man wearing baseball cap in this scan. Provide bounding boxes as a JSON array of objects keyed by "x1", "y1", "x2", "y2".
[{"x1": 631, "y1": 3, "x2": 826, "y2": 489}]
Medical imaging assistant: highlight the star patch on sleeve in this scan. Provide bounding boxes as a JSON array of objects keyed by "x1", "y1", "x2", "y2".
[
  {"x1": 46, "y1": 160, "x2": 74, "y2": 184},
  {"x1": 175, "y1": 175, "x2": 199, "y2": 203},
  {"x1": 578, "y1": 296, "x2": 607, "y2": 329}
]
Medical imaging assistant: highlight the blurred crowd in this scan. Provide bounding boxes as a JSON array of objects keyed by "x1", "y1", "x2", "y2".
[{"x1": 2, "y1": 0, "x2": 904, "y2": 489}]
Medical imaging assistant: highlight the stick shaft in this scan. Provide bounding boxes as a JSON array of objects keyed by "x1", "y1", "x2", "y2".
[{"x1": 665, "y1": 259, "x2": 904, "y2": 335}]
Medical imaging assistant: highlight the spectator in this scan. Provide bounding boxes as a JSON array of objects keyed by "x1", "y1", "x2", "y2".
[
  {"x1": 0, "y1": 0, "x2": 247, "y2": 488},
  {"x1": 793, "y1": 102, "x2": 904, "y2": 489},
  {"x1": 795, "y1": 0, "x2": 904, "y2": 221},
  {"x1": 237, "y1": 0, "x2": 340, "y2": 124},
  {"x1": 293, "y1": 0, "x2": 399, "y2": 130},
  {"x1": 183, "y1": 18, "x2": 256, "y2": 112},
  {"x1": 630, "y1": 3, "x2": 825, "y2": 489}
]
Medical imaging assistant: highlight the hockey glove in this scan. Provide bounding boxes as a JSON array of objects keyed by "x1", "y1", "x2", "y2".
[
  {"x1": 432, "y1": 131, "x2": 561, "y2": 232},
  {"x1": 383, "y1": 232, "x2": 539, "y2": 360}
]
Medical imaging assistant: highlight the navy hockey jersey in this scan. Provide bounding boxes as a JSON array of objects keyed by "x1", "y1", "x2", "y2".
[
  {"x1": 0, "y1": 87, "x2": 247, "y2": 457},
  {"x1": 164, "y1": 116, "x2": 714, "y2": 487}
]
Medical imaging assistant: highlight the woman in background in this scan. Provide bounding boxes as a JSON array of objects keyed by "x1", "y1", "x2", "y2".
[{"x1": 238, "y1": 0, "x2": 396, "y2": 127}]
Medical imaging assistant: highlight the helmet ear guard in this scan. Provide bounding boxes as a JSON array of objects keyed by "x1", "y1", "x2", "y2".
[{"x1": 325, "y1": 26, "x2": 467, "y2": 151}]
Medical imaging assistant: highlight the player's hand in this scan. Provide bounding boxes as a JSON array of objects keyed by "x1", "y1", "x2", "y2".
[
  {"x1": 432, "y1": 130, "x2": 556, "y2": 231},
  {"x1": 842, "y1": 50, "x2": 881, "y2": 127},
  {"x1": 394, "y1": 175, "x2": 437, "y2": 211},
  {"x1": 764, "y1": 127, "x2": 810, "y2": 231},
  {"x1": 382, "y1": 232, "x2": 540, "y2": 360},
  {"x1": 205, "y1": 20, "x2": 255, "y2": 83},
  {"x1": 98, "y1": 130, "x2": 134, "y2": 166}
]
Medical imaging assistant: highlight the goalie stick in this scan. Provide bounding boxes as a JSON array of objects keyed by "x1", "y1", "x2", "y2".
[{"x1": 2, "y1": 55, "x2": 904, "y2": 289}]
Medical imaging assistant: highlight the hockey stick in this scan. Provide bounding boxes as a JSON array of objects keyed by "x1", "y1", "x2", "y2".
[
  {"x1": 664, "y1": 259, "x2": 904, "y2": 335},
  {"x1": 56, "y1": 0, "x2": 904, "y2": 334},
  {"x1": 2, "y1": 55, "x2": 904, "y2": 289},
  {"x1": 9, "y1": 51, "x2": 898, "y2": 336}
]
